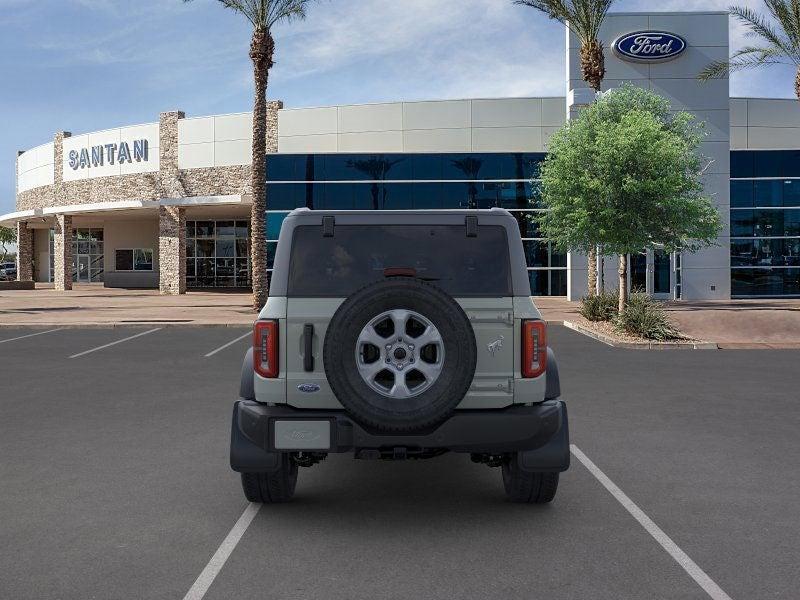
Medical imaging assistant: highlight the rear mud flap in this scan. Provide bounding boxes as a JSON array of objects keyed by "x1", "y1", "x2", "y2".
[
  {"x1": 230, "y1": 402, "x2": 281, "y2": 473},
  {"x1": 517, "y1": 402, "x2": 570, "y2": 472}
]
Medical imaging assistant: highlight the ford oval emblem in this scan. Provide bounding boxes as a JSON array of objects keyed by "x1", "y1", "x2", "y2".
[
  {"x1": 297, "y1": 383, "x2": 320, "y2": 393},
  {"x1": 613, "y1": 31, "x2": 686, "y2": 63}
]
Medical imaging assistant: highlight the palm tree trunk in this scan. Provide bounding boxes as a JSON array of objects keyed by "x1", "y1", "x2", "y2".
[
  {"x1": 250, "y1": 29, "x2": 274, "y2": 311},
  {"x1": 618, "y1": 254, "x2": 628, "y2": 314},
  {"x1": 580, "y1": 40, "x2": 605, "y2": 93},
  {"x1": 580, "y1": 39, "x2": 604, "y2": 296},
  {"x1": 796, "y1": 67, "x2": 800, "y2": 102},
  {"x1": 598, "y1": 246, "x2": 605, "y2": 293}
]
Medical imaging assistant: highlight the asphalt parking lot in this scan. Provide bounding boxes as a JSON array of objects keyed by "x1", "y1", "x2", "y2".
[{"x1": 1, "y1": 325, "x2": 799, "y2": 599}]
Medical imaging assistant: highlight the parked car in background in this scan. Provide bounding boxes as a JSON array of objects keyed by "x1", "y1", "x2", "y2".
[{"x1": 0, "y1": 262, "x2": 16, "y2": 281}]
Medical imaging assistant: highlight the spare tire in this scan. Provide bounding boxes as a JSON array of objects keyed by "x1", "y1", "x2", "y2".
[{"x1": 323, "y1": 277, "x2": 477, "y2": 432}]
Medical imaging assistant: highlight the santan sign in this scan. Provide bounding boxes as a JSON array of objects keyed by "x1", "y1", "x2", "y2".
[
  {"x1": 613, "y1": 31, "x2": 687, "y2": 62},
  {"x1": 68, "y1": 139, "x2": 149, "y2": 170}
]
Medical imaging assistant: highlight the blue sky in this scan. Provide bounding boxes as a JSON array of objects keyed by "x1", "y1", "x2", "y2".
[{"x1": 1, "y1": 0, "x2": 797, "y2": 215}]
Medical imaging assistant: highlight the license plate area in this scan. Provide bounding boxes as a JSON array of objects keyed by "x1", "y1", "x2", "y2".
[{"x1": 272, "y1": 420, "x2": 331, "y2": 450}]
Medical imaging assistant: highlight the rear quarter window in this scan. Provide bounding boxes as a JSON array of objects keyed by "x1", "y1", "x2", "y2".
[{"x1": 287, "y1": 224, "x2": 511, "y2": 297}]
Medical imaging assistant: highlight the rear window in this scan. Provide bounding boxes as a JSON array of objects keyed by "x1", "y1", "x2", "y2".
[{"x1": 287, "y1": 224, "x2": 511, "y2": 297}]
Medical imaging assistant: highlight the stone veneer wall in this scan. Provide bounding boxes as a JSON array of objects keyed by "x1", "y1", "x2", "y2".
[
  {"x1": 158, "y1": 206, "x2": 186, "y2": 295},
  {"x1": 181, "y1": 165, "x2": 251, "y2": 197},
  {"x1": 53, "y1": 214, "x2": 73, "y2": 291},
  {"x1": 15, "y1": 222, "x2": 33, "y2": 281}
]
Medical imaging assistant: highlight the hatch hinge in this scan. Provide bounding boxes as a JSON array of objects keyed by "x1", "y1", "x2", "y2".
[
  {"x1": 322, "y1": 216, "x2": 335, "y2": 237},
  {"x1": 465, "y1": 215, "x2": 478, "y2": 237}
]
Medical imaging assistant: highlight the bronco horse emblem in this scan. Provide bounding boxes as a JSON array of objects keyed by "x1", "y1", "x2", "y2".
[{"x1": 487, "y1": 335, "x2": 505, "y2": 356}]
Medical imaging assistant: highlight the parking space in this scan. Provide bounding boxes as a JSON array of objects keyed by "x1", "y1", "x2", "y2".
[{"x1": 1, "y1": 325, "x2": 798, "y2": 599}]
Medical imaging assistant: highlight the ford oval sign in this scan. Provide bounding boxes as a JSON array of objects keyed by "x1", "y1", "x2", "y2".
[
  {"x1": 297, "y1": 383, "x2": 320, "y2": 393},
  {"x1": 613, "y1": 31, "x2": 687, "y2": 63}
]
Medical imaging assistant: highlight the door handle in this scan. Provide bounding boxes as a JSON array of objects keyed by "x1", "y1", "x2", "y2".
[{"x1": 303, "y1": 324, "x2": 314, "y2": 372}]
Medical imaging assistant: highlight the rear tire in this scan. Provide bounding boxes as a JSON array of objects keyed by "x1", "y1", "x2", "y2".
[
  {"x1": 240, "y1": 453, "x2": 298, "y2": 503},
  {"x1": 502, "y1": 455, "x2": 559, "y2": 503}
]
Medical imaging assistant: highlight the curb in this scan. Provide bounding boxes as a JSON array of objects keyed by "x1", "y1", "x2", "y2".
[{"x1": 562, "y1": 321, "x2": 718, "y2": 350}]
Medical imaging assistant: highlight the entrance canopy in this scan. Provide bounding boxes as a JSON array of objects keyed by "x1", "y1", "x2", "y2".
[{"x1": 0, "y1": 195, "x2": 247, "y2": 228}]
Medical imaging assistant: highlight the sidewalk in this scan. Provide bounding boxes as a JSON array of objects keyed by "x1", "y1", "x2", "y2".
[
  {"x1": 0, "y1": 284, "x2": 255, "y2": 327},
  {"x1": 536, "y1": 296, "x2": 800, "y2": 349}
]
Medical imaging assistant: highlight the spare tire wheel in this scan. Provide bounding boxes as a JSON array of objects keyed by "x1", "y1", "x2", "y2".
[{"x1": 323, "y1": 277, "x2": 477, "y2": 432}]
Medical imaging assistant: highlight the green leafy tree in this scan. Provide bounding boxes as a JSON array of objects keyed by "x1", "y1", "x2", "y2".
[
  {"x1": 536, "y1": 85, "x2": 722, "y2": 313},
  {"x1": 699, "y1": 2, "x2": 800, "y2": 100},
  {"x1": 515, "y1": 0, "x2": 616, "y2": 294},
  {"x1": 0, "y1": 226, "x2": 15, "y2": 263},
  {"x1": 184, "y1": 0, "x2": 315, "y2": 310}
]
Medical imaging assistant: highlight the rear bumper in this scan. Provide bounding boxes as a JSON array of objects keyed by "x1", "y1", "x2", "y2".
[{"x1": 230, "y1": 400, "x2": 569, "y2": 473}]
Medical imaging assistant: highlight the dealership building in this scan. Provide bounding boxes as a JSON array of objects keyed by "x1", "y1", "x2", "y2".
[{"x1": 3, "y1": 10, "x2": 800, "y2": 299}]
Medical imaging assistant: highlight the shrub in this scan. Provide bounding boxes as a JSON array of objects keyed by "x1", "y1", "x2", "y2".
[
  {"x1": 614, "y1": 293, "x2": 684, "y2": 340},
  {"x1": 580, "y1": 290, "x2": 619, "y2": 322}
]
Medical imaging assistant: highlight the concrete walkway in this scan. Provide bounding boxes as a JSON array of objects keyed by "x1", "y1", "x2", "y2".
[{"x1": 0, "y1": 284, "x2": 255, "y2": 327}]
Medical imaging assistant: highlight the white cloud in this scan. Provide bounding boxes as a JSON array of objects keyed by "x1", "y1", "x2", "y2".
[{"x1": 267, "y1": 0, "x2": 565, "y2": 102}]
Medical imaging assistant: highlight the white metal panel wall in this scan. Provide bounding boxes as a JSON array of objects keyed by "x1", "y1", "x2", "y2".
[
  {"x1": 17, "y1": 142, "x2": 55, "y2": 193},
  {"x1": 276, "y1": 98, "x2": 561, "y2": 154},
  {"x1": 178, "y1": 112, "x2": 252, "y2": 169},
  {"x1": 729, "y1": 98, "x2": 800, "y2": 150}
]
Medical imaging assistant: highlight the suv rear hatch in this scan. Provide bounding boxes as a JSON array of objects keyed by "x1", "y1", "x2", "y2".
[{"x1": 282, "y1": 221, "x2": 515, "y2": 409}]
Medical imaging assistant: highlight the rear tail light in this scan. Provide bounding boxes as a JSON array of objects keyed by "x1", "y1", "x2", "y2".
[
  {"x1": 521, "y1": 320, "x2": 547, "y2": 378},
  {"x1": 254, "y1": 320, "x2": 279, "y2": 378}
]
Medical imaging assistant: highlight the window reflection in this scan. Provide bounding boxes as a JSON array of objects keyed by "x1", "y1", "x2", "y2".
[{"x1": 262, "y1": 152, "x2": 562, "y2": 293}]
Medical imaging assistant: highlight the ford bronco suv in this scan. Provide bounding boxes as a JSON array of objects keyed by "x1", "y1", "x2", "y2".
[{"x1": 231, "y1": 208, "x2": 569, "y2": 503}]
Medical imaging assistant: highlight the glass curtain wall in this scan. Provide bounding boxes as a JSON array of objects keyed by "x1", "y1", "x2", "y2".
[
  {"x1": 265, "y1": 153, "x2": 567, "y2": 295},
  {"x1": 186, "y1": 220, "x2": 251, "y2": 288},
  {"x1": 731, "y1": 151, "x2": 800, "y2": 297}
]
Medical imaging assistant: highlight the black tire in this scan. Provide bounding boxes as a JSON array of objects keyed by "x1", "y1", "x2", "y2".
[
  {"x1": 240, "y1": 453, "x2": 298, "y2": 503},
  {"x1": 502, "y1": 455, "x2": 559, "y2": 503},
  {"x1": 323, "y1": 277, "x2": 477, "y2": 432}
]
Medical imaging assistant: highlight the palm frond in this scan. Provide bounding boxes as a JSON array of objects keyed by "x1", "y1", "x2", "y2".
[
  {"x1": 699, "y1": 46, "x2": 789, "y2": 80},
  {"x1": 186, "y1": 0, "x2": 311, "y2": 30},
  {"x1": 764, "y1": 0, "x2": 800, "y2": 46},
  {"x1": 515, "y1": 0, "x2": 615, "y2": 43},
  {"x1": 730, "y1": 5, "x2": 800, "y2": 64},
  {"x1": 698, "y1": 60, "x2": 730, "y2": 80},
  {"x1": 265, "y1": 0, "x2": 310, "y2": 28}
]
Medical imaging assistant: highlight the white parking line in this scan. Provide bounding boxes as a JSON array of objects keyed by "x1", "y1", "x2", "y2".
[
  {"x1": 0, "y1": 328, "x2": 63, "y2": 345},
  {"x1": 570, "y1": 445, "x2": 733, "y2": 600},
  {"x1": 204, "y1": 331, "x2": 251, "y2": 358},
  {"x1": 183, "y1": 503, "x2": 261, "y2": 600},
  {"x1": 68, "y1": 328, "x2": 162, "y2": 359}
]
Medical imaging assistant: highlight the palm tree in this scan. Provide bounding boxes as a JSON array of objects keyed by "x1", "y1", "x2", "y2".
[
  {"x1": 515, "y1": 0, "x2": 615, "y2": 295},
  {"x1": 184, "y1": 0, "x2": 314, "y2": 310},
  {"x1": 699, "y1": 2, "x2": 800, "y2": 101}
]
